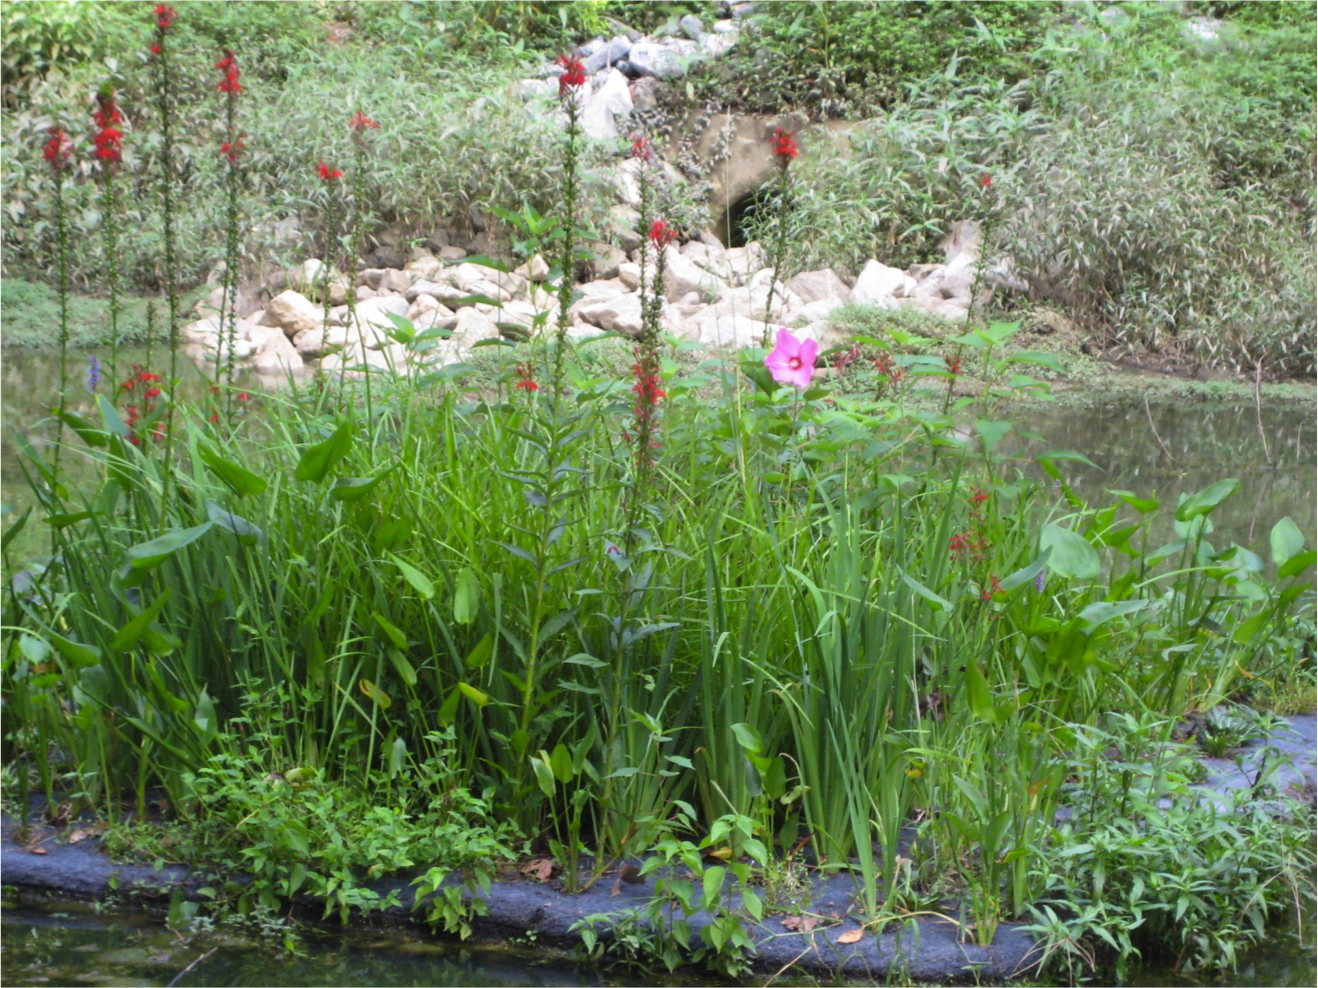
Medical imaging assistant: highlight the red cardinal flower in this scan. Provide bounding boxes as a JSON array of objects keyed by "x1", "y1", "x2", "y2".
[
  {"x1": 649, "y1": 219, "x2": 677, "y2": 247},
  {"x1": 317, "y1": 159, "x2": 343, "y2": 182},
  {"x1": 350, "y1": 111, "x2": 379, "y2": 133},
  {"x1": 93, "y1": 90, "x2": 123, "y2": 164},
  {"x1": 216, "y1": 49, "x2": 242, "y2": 93},
  {"x1": 979, "y1": 172, "x2": 991, "y2": 188},
  {"x1": 513, "y1": 363, "x2": 539, "y2": 392},
  {"x1": 43, "y1": 126, "x2": 73, "y2": 170},
  {"x1": 631, "y1": 132, "x2": 653, "y2": 163},
  {"x1": 555, "y1": 53, "x2": 587, "y2": 97},
  {"x1": 220, "y1": 137, "x2": 245, "y2": 162},
  {"x1": 154, "y1": 4, "x2": 176, "y2": 30},
  {"x1": 980, "y1": 575, "x2": 1003, "y2": 601},
  {"x1": 771, "y1": 127, "x2": 799, "y2": 160},
  {"x1": 945, "y1": 354, "x2": 963, "y2": 376}
]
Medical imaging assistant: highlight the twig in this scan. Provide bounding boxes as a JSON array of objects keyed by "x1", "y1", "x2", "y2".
[
  {"x1": 1255, "y1": 359, "x2": 1276, "y2": 468},
  {"x1": 1143, "y1": 395, "x2": 1183, "y2": 467},
  {"x1": 166, "y1": 947, "x2": 216, "y2": 988}
]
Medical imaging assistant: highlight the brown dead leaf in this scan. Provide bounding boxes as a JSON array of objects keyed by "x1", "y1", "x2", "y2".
[
  {"x1": 68, "y1": 824, "x2": 106, "y2": 844},
  {"x1": 781, "y1": 915, "x2": 820, "y2": 933},
  {"x1": 27, "y1": 846, "x2": 48, "y2": 855},
  {"x1": 836, "y1": 927, "x2": 864, "y2": 945},
  {"x1": 518, "y1": 857, "x2": 558, "y2": 882}
]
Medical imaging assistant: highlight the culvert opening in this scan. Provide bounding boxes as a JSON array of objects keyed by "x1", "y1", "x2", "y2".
[{"x1": 719, "y1": 190, "x2": 772, "y2": 249}]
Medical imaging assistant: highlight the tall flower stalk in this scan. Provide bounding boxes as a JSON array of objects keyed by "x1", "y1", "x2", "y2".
[
  {"x1": 43, "y1": 125, "x2": 73, "y2": 500},
  {"x1": 92, "y1": 87, "x2": 123, "y2": 396},
  {"x1": 763, "y1": 126, "x2": 798, "y2": 343},
  {"x1": 968, "y1": 171, "x2": 996, "y2": 325},
  {"x1": 348, "y1": 111, "x2": 379, "y2": 422},
  {"x1": 317, "y1": 158, "x2": 345, "y2": 394},
  {"x1": 215, "y1": 48, "x2": 244, "y2": 422},
  {"x1": 150, "y1": 4, "x2": 180, "y2": 524},
  {"x1": 551, "y1": 53, "x2": 586, "y2": 401}
]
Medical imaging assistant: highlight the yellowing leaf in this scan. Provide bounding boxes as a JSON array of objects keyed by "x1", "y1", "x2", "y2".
[
  {"x1": 836, "y1": 927, "x2": 864, "y2": 945},
  {"x1": 358, "y1": 678, "x2": 392, "y2": 709}
]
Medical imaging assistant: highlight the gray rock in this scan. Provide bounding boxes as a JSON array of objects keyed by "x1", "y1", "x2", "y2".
[
  {"x1": 712, "y1": 19, "x2": 739, "y2": 35},
  {"x1": 679, "y1": 14, "x2": 705, "y2": 40},
  {"x1": 786, "y1": 268, "x2": 850, "y2": 306},
  {"x1": 580, "y1": 292, "x2": 645, "y2": 336},
  {"x1": 251, "y1": 329, "x2": 304, "y2": 375},
  {"x1": 438, "y1": 245, "x2": 468, "y2": 261},
  {"x1": 731, "y1": 2, "x2": 754, "y2": 19},
  {"x1": 266, "y1": 290, "x2": 324, "y2": 337},
  {"x1": 606, "y1": 17, "x2": 642, "y2": 42},
  {"x1": 851, "y1": 260, "x2": 907, "y2": 306},
  {"x1": 582, "y1": 35, "x2": 631, "y2": 74},
  {"x1": 581, "y1": 68, "x2": 633, "y2": 140},
  {"x1": 627, "y1": 42, "x2": 685, "y2": 80},
  {"x1": 630, "y1": 77, "x2": 663, "y2": 113}
]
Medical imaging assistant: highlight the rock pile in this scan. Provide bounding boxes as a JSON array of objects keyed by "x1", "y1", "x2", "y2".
[{"x1": 181, "y1": 232, "x2": 988, "y2": 379}]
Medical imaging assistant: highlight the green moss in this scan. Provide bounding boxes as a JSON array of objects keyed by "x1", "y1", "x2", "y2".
[{"x1": 0, "y1": 279, "x2": 167, "y2": 348}]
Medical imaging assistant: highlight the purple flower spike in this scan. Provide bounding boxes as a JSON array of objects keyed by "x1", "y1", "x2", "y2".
[
  {"x1": 87, "y1": 355, "x2": 101, "y2": 394},
  {"x1": 1033, "y1": 569, "x2": 1047, "y2": 593}
]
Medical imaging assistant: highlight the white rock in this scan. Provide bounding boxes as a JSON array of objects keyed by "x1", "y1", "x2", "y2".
[
  {"x1": 689, "y1": 309, "x2": 771, "y2": 349},
  {"x1": 451, "y1": 307, "x2": 500, "y2": 347},
  {"x1": 663, "y1": 245, "x2": 721, "y2": 302},
  {"x1": 180, "y1": 317, "x2": 222, "y2": 344},
  {"x1": 266, "y1": 290, "x2": 323, "y2": 337},
  {"x1": 298, "y1": 259, "x2": 349, "y2": 305},
  {"x1": 581, "y1": 68, "x2": 633, "y2": 141},
  {"x1": 438, "y1": 245, "x2": 467, "y2": 261},
  {"x1": 406, "y1": 253, "x2": 444, "y2": 282},
  {"x1": 580, "y1": 292, "x2": 644, "y2": 335},
  {"x1": 293, "y1": 325, "x2": 349, "y2": 359},
  {"x1": 786, "y1": 268, "x2": 850, "y2": 305},
  {"x1": 725, "y1": 242, "x2": 766, "y2": 283},
  {"x1": 851, "y1": 260, "x2": 907, "y2": 306},
  {"x1": 783, "y1": 297, "x2": 845, "y2": 327},
  {"x1": 407, "y1": 295, "x2": 441, "y2": 320},
  {"x1": 407, "y1": 279, "x2": 470, "y2": 305},
  {"x1": 251, "y1": 330, "x2": 304, "y2": 375}
]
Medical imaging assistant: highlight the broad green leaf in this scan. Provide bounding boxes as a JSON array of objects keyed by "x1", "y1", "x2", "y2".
[
  {"x1": 1175, "y1": 479, "x2": 1239, "y2": 523},
  {"x1": 372, "y1": 612, "x2": 409, "y2": 650},
  {"x1": 330, "y1": 474, "x2": 387, "y2": 502},
  {"x1": 199, "y1": 445, "x2": 268, "y2": 496},
  {"x1": 358, "y1": 678, "x2": 392, "y2": 709},
  {"x1": 901, "y1": 571, "x2": 952, "y2": 611},
  {"x1": 46, "y1": 630, "x2": 101, "y2": 668},
  {"x1": 126, "y1": 522, "x2": 214, "y2": 570},
  {"x1": 110, "y1": 588, "x2": 173, "y2": 651},
  {"x1": 1039, "y1": 524, "x2": 1100, "y2": 581},
  {"x1": 1000, "y1": 549, "x2": 1051, "y2": 592},
  {"x1": 205, "y1": 500, "x2": 263, "y2": 544},
  {"x1": 454, "y1": 568, "x2": 481, "y2": 625},
  {"x1": 964, "y1": 659, "x2": 997, "y2": 723},
  {"x1": 549, "y1": 743, "x2": 573, "y2": 784},
  {"x1": 1077, "y1": 600, "x2": 1147, "y2": 631},
  {"x1": 1112, "y1": 490, "x2": 1160, "y2": 514},
  {"x1": 56, "y1": 409, "x2": 107, "y2": 447},
  {"x1": 1006, "y1": 350, "x2": 1066, "y2": 374},
  {"x1": 465, "y1": 632, "x2": 494, "y2": 669},
  {"x1": 531, "y1": 754, "x2": 556, "y2": 798},
  {"x1": 96, "y1": 395, "x2": 130, "y2": 438},
  {"x1": 731, "y1": 722, "x2": 763, "y2": 754},
  {"x1": 2, "y1": 506, "x2": 32, "y2": 553},
  {"x1": 387, "y1": 648, "x2": 417, "y2": 687},
  {"x1": 46, "y1": 511, "x2": 94, "y2": 528},
  {"x1": 974, "y1": 418, "x2": 1012, "y2": 451},
  {"x1": 295, "y1": 421, "x2": 353, "y2": 483},
  {"x1": 389, "y1": 736, "x2": 408, "y2": 779},
  {"x1": 387, "y1": 552, "x2": 434, "y2": 599},
  {"x1": 1279, "y1": 550, "x2": 1316, "y2": 579},
  {"x1": 458, "y1": 681, "x2": 490, "y2": 707},
  {"x1": 1270, "y1": 517, "x2": 1305, "y2": 567}
]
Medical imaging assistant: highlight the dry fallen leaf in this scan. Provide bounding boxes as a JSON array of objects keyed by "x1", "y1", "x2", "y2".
[
  {"x1": 781, "y1": 915, "x2": 820, "y2": 932},
  {"x1": 836, "y1": 927, "x2": 864, "y2": 945},
  {"x1": 518, "y1": 857, "x2": 558, "y2": 882},
  {"x1": 28, "y1": 846, "x2": 48, "y2": 855},
  {"x1": 68, "y1": 824, "x2": 106, "y2": 844}
]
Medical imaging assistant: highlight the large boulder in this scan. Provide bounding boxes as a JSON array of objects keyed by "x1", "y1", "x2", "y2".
[
  {"x1": 293, "y1": 325, "x2": 349, "y2": 359},
  {"x1": 251, "y1": 329, "x2": 304, "y2": 375},
  {"x1": 580, "y1": 292, "x2": 644, "y2": 336},
  {"x1": 266, "y1": 290, "x2": 324, "y2": 337},
  {"x1": 627, "y1": 42, "x2": 686, "y2": 79},
  {"x1": 581, "y1": 68, "x2": 633, "y2": 140},
  {"x1": 297, "y1": 259, "x2": 350, "y2": 305},
  {"x1": 850, "y1": 260, "x2": 906, "y2": 307},
  {"x1": 688, "y1": 308, "x2": 770, "y2": 349},
  {"x1": 663, "y1": 245, "x2": 722, "y2": 302},
  {"x1": 786, "y1": 268, "x2": 850, "y2": 306},
  {"x1": 580, "y1": 35, "x2": 632, "y2": 74}
]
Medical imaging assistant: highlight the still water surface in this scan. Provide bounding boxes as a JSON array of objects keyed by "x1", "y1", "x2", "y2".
[
  {"x1": 3, "y1": 346, "x2": 1313, "y2": 563},
  {"x1": 2, "y1": 897, "x2": 1313, "y2": 987}
]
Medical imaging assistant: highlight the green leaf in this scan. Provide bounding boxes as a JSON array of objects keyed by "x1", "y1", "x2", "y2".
[
  {"x1": 372, "y1": 611, "x2": 409, "y2": 650},
  {"x1": 1005, "y1": 350, "x2": 1066, "y2": 375},
  {"x1": 46, "y1": 510, "x2": 94, "y2": 528},
  {"x1": 454, "y1": 568, "x2": 481, "y2": 625},
  {"x1": 96, "y1": 394, "x2": 130, "y2": 438},
  {"x1": 1278, "y1": 550, "x2": 1316, "y2": 579},
  {"x1": 465, "y1": 632, "x2": 494, "y2": 669},
  {"x1": 1111, "y1": 490, "x2": 1160, "y2": 514},
  {"x1": 110, "y1": 588, "x2": 173, "y2": 651},
  {"x1": 1175, "y1": 479, "x2": 1239, "y2": 523},
  {"x1": 2, "y1": 506, "x2": 32, "y2": 554},
  {"x1": 46, "y1": 630, "x2": 101, "y2": 668},
  {"x1": 531, "y1": 754, "x2": 556, "y2": 798},
  {"x1": 549, "y1": 743, "x2": 573, "y2": 784},
  {"x1": 56, "y1": 409, "x2": 107, "y2": 447},
  {"x1": 731, "y1": 722, "x2": 763, "y2": 754},
  {"x1": 387, "y1": 552, "x2": 434, "y2": 599},
  {"x1": 1270, "y1": 517, "x2": 1305, "y2": 567},
  {"x1": 389, "y1": 736, "x2": 408, "y2": 779},
  {"x1": 964, "y1": 659, "x2": 997, "y2": 723},
  {"x1": 1039, "y1": 524, "x2": 1100, "y2": 581},
  {"x1": 900, "y1": 571, "x2": 952, "y2": 611},
  {"x1": 295, "y1": 421, "x2": 353, "y2": 483},
  {"x1": 458, "y1": 681, "x2": 490, "y2": 707},
  {"x1": 974, "y1": 418, "x2": 1012, "y2": 452},
  {"x1": 358, "y1": 678, "x2": 392, "y2": 709},
  {"x1": 199, "y1": 445, "x2": 268, "y2": 496},
  {"x1": 126, "y1": 522, "x2": 214, "y2": 570},
  {"x1": 387, "y1": 648, "x2": 417, "y2": 687},
  {"x1": 1076, "y1": 600, "x2": 1147, "y2": 631},
  {"x1": 330, "y1": 473, "x2": 388, "y2": 502}
]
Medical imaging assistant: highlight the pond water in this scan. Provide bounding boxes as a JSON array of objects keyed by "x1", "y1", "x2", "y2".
[
  {"x1": 2, "y1": 896, "x2": 1313, "y2": 987},
  {"x1": 3, "y1": 345, "x2": 1313, "y2": 566}
]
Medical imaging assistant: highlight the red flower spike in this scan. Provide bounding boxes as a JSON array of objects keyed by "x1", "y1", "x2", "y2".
[
  {"x1": 555, "y1": 53, "x2": 587, "y2": 96},
  {"x1": 154, "y1": 4, "x2": 176, "y2": 30},
  {"x1": 945, "y1": 354, "x2": 962, "y2": 376},
  {"x1": 150, "y1": 43, "x2": 162, "y2": 55},
  {"x1": 771, "y1": 127, "x2": 799, "y2": 160},
  {"x1": 350, "y1": 111, "x2": 379, "y2": 133},
  {"x1": 317, "y1": 159, "x2": 343, "y2": 182},
  {"x1": 631, "y1": 132, "x2": 653, "y2": 163},
  {"x1": 43, "y1": 127, "x2": 73, "y2": 169},
  {"x1": 981, "y1": 575, "x2": 1003, "y2": 601},
  {"x1": 649, "y1": 219, "x2": 677, "y2": 247},
  {"x1": 220, "y1": 137, "x2": 245, "y2": 163},
  {"x1": 513, "y1": 363, "x2": 539, "y2": 392},
  {"x1": 980, "y1": 172, "x2": 992, "y2": 188},
  {"x1": 970, "y1": 487, "x2": 990, "y2": 506},
  {"x1": 216, "y1": 49, "x2": 242, "y2": 94}
]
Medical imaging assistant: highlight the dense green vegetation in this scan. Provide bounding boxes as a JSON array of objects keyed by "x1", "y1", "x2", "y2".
[{"x1": 2, "y1": 3, "x2": 1315, "y2": 983}]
